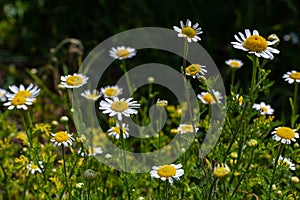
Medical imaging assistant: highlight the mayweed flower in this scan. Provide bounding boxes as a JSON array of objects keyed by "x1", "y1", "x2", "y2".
[
  {"x1": 213, "y1": 163, "x2": 230, "y2": 179},
  {"x1": 156, "y1": 99, "x2": 168, "y2": 107},
  {"x1": 99, "y1": 97, "x2": 140, "y2": 120},
  {"x1": 233, "y1": 94, "x2": 243, "y2": 106},
  {"x1": 150, "y1": 164, "x2": 184, "y2": 185},
  {"x1": 81, "y1": 89, "x2": 101, "y2": 101},
  {"x1": 271, "y1": 126, "x2": 299, "y2": 144},
  {"x1": 109, "y1": 46, "x2": 136, "y2": 60},
  {"x1": 60, "y1": 73, "x2": 89, "y2": 88},
  {"x1": 185, "y1": 64, "x2": 207, "y2": 78},
  {"x1": 75, "y1": 182, "x2": 84, "y2": 189},
  {"x1": 27, "y1": 161, "x2": 43, "y2": 174},
  {"x1": 276, "y1": 155, "x2": 296, "y2": 170},
  {"x1": 225, "y1": 59, "x2": 244, "y2": 69},
  {"x1": 231, "y1": 29, "x2": 280, "y2": 60},
  {"x1": 197, "y1": 90, "x2": 223, "y2": 105},
  {"x1": 252, "y1": 102, "x2": 274, "y2": 115},
  {"x1": 107, "y1": 123, "x2": 129, "y2": 139},
  {"x1": 4, "y1": 95, "x2": 35, "y2": 110},
  {"x1": 283, "y1": 70, "x2": 300, "y2": 84},
  {"x1": 0, "y1": 88, "x2": 7, "y2": 102},
  {"x1": 101, "y1": 85, "x2": 123, "y2": 98},
  {"x1": 173, "y1": 19, "x2": 203, "y2": 43},
  {"x1": 78, "y1": 146, "x2": 103, "y2": 157},
  {"x1": 51, "y1": 131, "x2": 75, "y2": 147},
  {"x1": 177, "y1": 124, "x2": 199, "y2": 134}
]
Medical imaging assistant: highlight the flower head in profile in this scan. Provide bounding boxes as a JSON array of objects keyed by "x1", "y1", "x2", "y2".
[
  {"x1": 271, "y1": 126, "x2": 299, "y2": 144},
  {"x1": 61, "y1": 73, "x2": 89, "y2": 88},
  {"x1": 27, "y1": 161, "x2": 43, "y2": 174},
  {"x1": 276, "y1": 155, "x2": 295, "y2": 170},
  {"x1": 252, "y1": 102, "x2": 274, "y2": 115},
  {"x1": 156, "y1": 99, "x2": 168, "y2": 107},
  {"x1": 177, "y1": 124, "x2": 199, "y2": 134},
  {"x1": 51, "y1": 131, "x2": 75, "y2": 147},
  {"x1": 108, "y1": 123, "x2": 129, "y2": 139},
  {"x1": 283, "y1": 70, "x2": 300, "y2": 84},
  {"x1": 231, "y1": 29, "x2": 280, "y2": 60},
  {"x1": 197, "y1": 90, "x2": 223, "y2": 105},
  {"x1": 185, "y1": 64, "x2": 207, "y2": 78},
  {"x1": 99, "y1": 97, "x2": 140, "y2": 120},
  {"x1": 101, "y1": 85, "x2": 123, "y2": 98},
  {"x1": 225, "y1": 59, "x2": 244, "y2": 69},
  {"x1": 150, "y1": 164, "x2": 184, "y2": 185},
  {"x1": 78, "y1": 146, "x2": 103, "y2": 157},
  {"x1": 0, "y1": 88, "x2": 7, "y2": 102},
  {"x1": 81, "y1": 89, "x2": 101, "y2": 101},
  {"x1": 213, "y1": 163, "x2": 230, "y2": 179},
  {"x1": 109, "y1": 46, "x2": 136, "y2": 60},
  {"x1": 173, "y1": 19, "x2": 203, "y2": 43}
]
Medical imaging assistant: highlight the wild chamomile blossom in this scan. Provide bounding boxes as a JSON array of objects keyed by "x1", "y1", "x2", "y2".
[
  {"x1": 0, "y1": 88, "x2": 7, "y2": 102},
  {"x1": 276, "y1": 155, "x2": 296, "y2": 170},
  {"x1": 231, "y1": 29, "x2": 280, "y2": 60},
  {"x1": 252, "y1": 102, "x2": 274, "y2": 115},
  {"x1": 213, "y1": 163, "x2": 230, "y2": 179},
  {"x1": 156, "y1": 99, "x2": 168, "y2": 107},
  {"x1": 282, "y1": 70, "x2": 300, "y2": 84},
  {"x1": 6, "y1": 83, "x2": 40, "y2": 99},
  {"x1": 99, "y1": 97, "x2": 140, "y2": 120},
  {"x1": 101, "y1": 85, "x2": 123, "y2": 98},
  {"x1": 150, "y1": 164, "x2": 184, "y2": 185},
  {"x1": 81, "y1": 89, "x2": 101, "y2": 101},
  {"x1": 177, "y1": 124, "x2": 199, "y2": 134},
  {"x1": 51, "y1": 131, "x2": 75, "y2": 147},
  {"x1": 60, "y1": 73, "x2": 89, "y2": 88},
  {"x1": 271, "y1": 126, "x2": 299, "y2": 144},
  {"x1": 27, "y1": 161, "x2": 43, "y2": 174},
  {"x1": 197, "y1": 90, "x2": 223, "y2": 105},
  {"x1": 4, "y1": 95, "x2": 35, "y2": 110},
  {"x1": 109, "y1": 46, "x2": 136, "y2": 60},
  {"x1": 225, "y1": 59, "x2": 244, "y2": 69},
  {"x1": 173, "y1": 19, "x2": 203, "y2": 43},
  {"x1": 185, "y1": 64, "x2": 207, "y2": 78},
  {"x1": 107, "y1": 123, "x2": 129, "y2": 139}
]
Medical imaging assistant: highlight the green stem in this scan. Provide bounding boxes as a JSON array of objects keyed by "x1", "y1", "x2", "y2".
[
  {"x1": 291, "y1": 83, "x2": 298, "y2": 128},
  {"x1": 231, "y1": 71, "x2": 236, "y2": 86},
  {"x1": 249, "y1": 55, "x2": 259, "y2": 97},
  {"x1": 87, "y1": 181, "x2": 91, "y2": 200},
  {"x1": 121, "y1": 60, "x2": 134, "y2": 96},
  {"x1": 62, "y1": 146, "x2": 69, "y2": 196},
  {"x1": 21, "y1": 173, "x2": 29, "y2": 200},
  {"x1": 208, "y1": 178, "x2": 218, "y2": 199}
]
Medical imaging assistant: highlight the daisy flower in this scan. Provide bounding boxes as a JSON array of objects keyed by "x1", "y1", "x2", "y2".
[
  {"x1": 185, "y1": 64, "x2": 207, "y2": 78},
  {"x1": 81, "y1": 89, "x2": 101, "y2": 101},
  {"x1": 101, "y1": 85, "x2": 123, "y2": 98},
  {"x1": 233, "y1": 94, "x2": 243, "y2": 106},
  {"x1": 60, "y1": 73, "x2": 89, "y2": 88},
  {"x1": 271, "y1": 126, "x2": 299, "y2": 144},
  {"x1": 99, "y1": 97, "x2": 140, "y2": 120},
  {"x1": 109, "y1": 46, "x2": 136, "y2": 60},
  {"x1": 173, "y1": 19, "x2": 203, "y2": 43},
  {"x1": 150, "y1": 164, "x2": 184, "y2": 185},
  {"x1": 156, "y1": 99, "x2": 168, "y2": 107},
  {"x1": 177, "y1": 124, "x2": 199, "y2": 134},
  {"x1": 283, "y1": 70, "x2": 300, "y2": 84},
  {"x1": 3, "y1": 95, "x2": 35, "y2": 110},
  {"x1": 51, "y1": 131, "x2": 75, "y2": 147},
  {"x1": 197, "y1": 90, "x2": 223, "y2": 105},
  {"x1": 78, "y1": 146, "x2": 103, "y2": 157},
  {"x1": 27, "y1": 161, "x2": 43, "y2": 174},
  {"x1": 107, "y1": 123, "x2": 129, "y2": 139},
  {"x1": 0, "y1": 88, "x2": 7, "y2": 102},
  {"x1": 213, "y1": 163, "x2": 230, "y2": 179},
  {"x1": 252, "y1": 102, "x2": 274, "y2": 115},
  {"x1": 225, "y1": 59, "x2": 244, "y2": 69},
  {"x1": 231, "y1": 29, "x2": 280, "y2": 60},
  {"x1": 276, "y1": 155, "x2": 295, "y2": 170},
  {"x1": 6, "y1": 83, "x2": 40, "y2": 99}
]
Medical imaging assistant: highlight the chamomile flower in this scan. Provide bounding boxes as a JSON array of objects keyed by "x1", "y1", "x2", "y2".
[
  {"x1": 99, "y1": 97, "x2": 140, "y2": 120},
  {"x1": 150, "y1": 164, "x2": 184, "y2": 185},
  {"x1": 27, "y1": 161, "x2": 43, "y2": 174},
  {"x1": 51, "y1": 131, "x2": 75, "y2": 147},
  {"x1": 3, "y1": 95, "x2": 35, "y2": 110},
  {"x1": 177, "y1": 124, "x2": 199, "y2": 134},
  {"x1": 271, "y1": 126, "x2": 299, "y2": 144},
  {"x1": 252, "y1": 102, "x2": 274, "y2": 115},
  {"x1": 60, "y1": 73, "x2": 89, "y2": 88},
  {"x1": 81, "y1": 89, "x2": 101, "y2": 101},
  {"x1": 276, "y1": 155, "x2": 296, "y2": 170},
  {"x1": 78, "y1": 146, "x2": 103, "y2": 157},
  {"x1": 156, "y1": 99, "x2": 168, "y2": 107},
  {"x1": 0, "y1": 88, "x2": 7, "y2": 102},
  {"x1": 225, "y1": 59, "x2": 244, "y2": 69},
  {"x1": 107, "y1": 123, "x2": 129, "y2": 139},
  {"x1": 6, "y1": 83, "x2": 40, "y2": 99},
  {"x1": 283, "y1": 70, "x2": 300, "y2": 84},
  {"x1": 197, "y1": 90, "x2": 223, "y2": 105},
  {"x1": 173, "y1": 19, "x2": 203, "y2": 43},
  {"x1": 213, "y1": 163, "x2": 230, "y2": 179},
  {"x1": 101, "y1": 85, "x2": 123, "y2": 98},
  {"x1": 109, "y1": 46, "x2": 136, "y2": 60},
  {"x1": 185, "y1": 64, "x2": 207, "y2": 78},
  {"x1": 231, "y1": 29, "x2": 280, "y2": 60}
]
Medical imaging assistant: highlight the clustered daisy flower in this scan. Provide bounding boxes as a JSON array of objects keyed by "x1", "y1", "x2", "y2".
[
  {"x1": 185, "y1": 64, "x2": 207, "y2": 78},
  {"x1": 60, "y1": 73, "x2": 89, "y2": 88},
  {"x1": 27, "y1": 161, "x2": 43, "y2": 174},
  {"x1": 177, "y1": 124, "x2": 199, "y2": 134},
  {"x1": 252, "y1": 102, "x2": 274, "y2": 115},
  {"x1": 282, "y1": 70, "x2": 300, "y2": 84},
  {"x1": 173, "y1": 19, "x2": 203, "y2": 43},
  {"x1": 271, "y1": 126, "x2": 299, "y2": 144},
  {"x1": 150, "y1": 164, "x2": 184, "y2": 185},
  {"x1": 109, "y1": 46, "x2": 136, "y2": 60},
  {"x1": 107, "y1": 123, "x2": 129, "y2": 139},
  {"x1": 197, "y1": 90, "x2": 223, "y2": 105},
  {"x1": 81, "y1": 89, "x2": 101, "y2": 101},
  {"x1": 101, "y1": 85, "x2": 123, "y2": 98},
  {"x1": 225, "y1": 59, "x2": 244, "y2": 69},
  {"x1": 51, "y1": 131, "x2": 75, "y2": 147},
  {"x1": 276, "y1": 155, "x2": 295, "y2": 170},
  {"x1": 231, "y1": 29, "x2": 280, "y2": 60}
]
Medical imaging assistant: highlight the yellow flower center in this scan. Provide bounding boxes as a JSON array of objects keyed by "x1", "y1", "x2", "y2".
[
  {"x1": 290, "y1": 72, "x2": 300, "y2": 80},
  {"x1": 276, "y1": 127, "x2": 295, "y2": 140},
  {"x1": 86, "y1": 94, "x2": 99, "y2": 100},
  {"x1": 186, "y1": 64, "x2": 202, "y2": 76},
  {"x1": 66, "y1": 75, "x2": 83, "y2": 86},
  {"x1": 15, "y1": 90, "x2": 31, "y2": 98},
  {"x1": 243, "y1": 35, "x2": 268, "y2": 52},
  {"x1": 203, "y1": 93, "x2": 214, "y2": 104},
  {"x1": 229, "y1": 61, "x2": 241, "y2": 68},
  {"x1": 112, "y1": 126, "x2": 127, "y2": 134},
  {"x1": 11, "y1": 96, "x2": 26, "y2": 106},
  {"x1": 30, "y1": 164, "x2": 39, "y2": 170},
  {"x1": 214, "y1": 164, "x2": 230, "y2": 178},
  {"x1": 180, "y1": 124, "x2": 194, "y2": 133},
  {"x1": 157, "y1": 165, "x2": 176, "y2": 178},
  {"x1": 181, "y1": 27, "x2": 197, "y2": 38},
  {"x1": 110, "y1": 101, "x2": 129, "y2": 112},
  {"x1": 54, "y1": 131, "x2": 70, "y2": 143},
  {"x1": 104, "y1": 88, "x2": 119, "y2": 97},
  {"x1": 261, "y1": 106, "x2": 268, "y2": 113},
  {"x1": 278, "y1": 160, "x2": 289, "y2": 167},
  {"x1": 116, "y1": 49, "x2": 130, "y2": 58}
]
